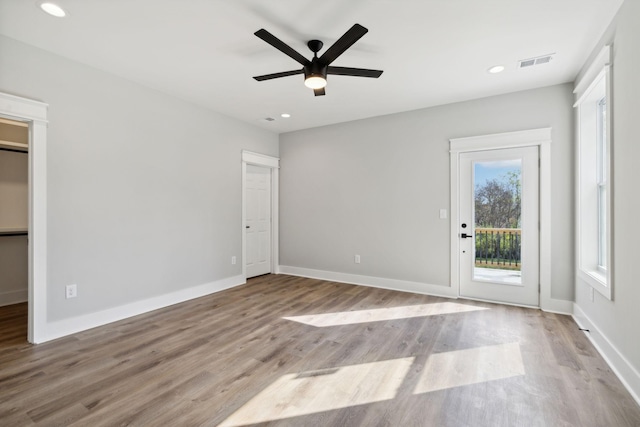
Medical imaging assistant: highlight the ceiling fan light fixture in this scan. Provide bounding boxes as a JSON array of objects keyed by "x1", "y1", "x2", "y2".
[{"x1": 304, "y1": 75, "x2": 327, "y2": 89}]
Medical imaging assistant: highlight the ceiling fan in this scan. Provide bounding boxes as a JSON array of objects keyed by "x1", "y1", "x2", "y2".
[{"x1": 253, "y1": 24, "x2": 383, "y2": 96}]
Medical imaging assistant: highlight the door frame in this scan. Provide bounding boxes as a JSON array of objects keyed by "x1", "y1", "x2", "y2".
[
  {"x1": 0, "y1": 92, "x2": 48, "y2": 343},
  {"x1": 241, "y1": 150, "x2": 279, "y2": 280},
  {"x1": 450, "y1": 128, "x2": 552, "y2": 309}
]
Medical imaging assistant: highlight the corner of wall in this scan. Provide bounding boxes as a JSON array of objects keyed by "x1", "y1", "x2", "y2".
[
  {"x1": 541, "y1": 297, "x2": 574, "y2": 315},
  {"x1": 573, "y1": 302, "x2": 640, "y2": 407}
]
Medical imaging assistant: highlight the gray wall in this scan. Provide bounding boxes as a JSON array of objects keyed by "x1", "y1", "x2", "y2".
[
  {"x1": 280, "y1": 83, "x2": 575, "y2": 301},
  {"x1": 574, "y1": 0, "x2": 640, "y2": 379},
  {"x1": 0, "y1": 35, "x2": 278, "y2": 322}
]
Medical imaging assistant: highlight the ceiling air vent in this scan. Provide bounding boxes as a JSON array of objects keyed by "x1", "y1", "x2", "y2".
[
  {"x1": 519, "y1": 53, "x2": 555, "y2": 69},
  {"x1": 519, "y1": 59, "x2": 535, "y2": 68},
  {"x1": 263, "y1": 117, "x2": 275, "y2": 122}
]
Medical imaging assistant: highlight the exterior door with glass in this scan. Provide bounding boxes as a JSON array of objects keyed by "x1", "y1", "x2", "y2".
[{"x1": 459, "y1": 147, "x2": 539, "y2": 306}]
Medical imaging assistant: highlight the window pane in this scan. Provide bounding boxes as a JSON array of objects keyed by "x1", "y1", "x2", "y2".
[
  {"x1": 598, "y1": 184, "x2": 607, "y2": 269},
  {"x1": 597, "y1": 96, "x2": 607, "y2": 269},
  {"x1": 597, "y1": 97, "x2": 607, "y2": 183}
]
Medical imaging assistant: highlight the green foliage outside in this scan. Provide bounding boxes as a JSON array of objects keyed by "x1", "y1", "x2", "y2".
[{"x1": 475, "y1": 170, "x2": 521, "y2": 228}]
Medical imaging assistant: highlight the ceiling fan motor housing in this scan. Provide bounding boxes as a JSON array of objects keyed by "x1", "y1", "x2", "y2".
[{"x1": 304, "y1": 60, "x2": 328, "y2": 80}]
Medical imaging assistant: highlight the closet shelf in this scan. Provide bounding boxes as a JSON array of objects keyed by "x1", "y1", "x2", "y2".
[
  {"x1": 0, "y1": 227, "x2": 28, "y2": 236},
  {"x1": 0, "y1": 140, "x2": 28, "y2": 153}
]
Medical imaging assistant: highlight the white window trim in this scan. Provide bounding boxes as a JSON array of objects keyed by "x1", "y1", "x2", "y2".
[{"x1": 574, "y1": 45, "x2": 613, "y2": 300}]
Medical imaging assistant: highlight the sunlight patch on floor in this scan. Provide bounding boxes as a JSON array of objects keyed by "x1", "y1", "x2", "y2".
[
  {"x1": 218, "y1": 357, "x2": 414, "y2": 426},
  {"x1": 283, "y1": 302, "x2": 489, "y2": 327},
  {"x1": 413, "y1": 342, "x2": 525, "y2": 394}
]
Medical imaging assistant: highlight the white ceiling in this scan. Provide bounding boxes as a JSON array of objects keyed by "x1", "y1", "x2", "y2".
[{"x1": 0, "y1": 0, "x2": 623, "y2": 134}]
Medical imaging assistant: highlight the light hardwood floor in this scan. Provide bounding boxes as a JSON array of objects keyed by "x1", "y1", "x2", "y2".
[{"x1": 1, "y1": 274, "x2": 639, "y2": 426}]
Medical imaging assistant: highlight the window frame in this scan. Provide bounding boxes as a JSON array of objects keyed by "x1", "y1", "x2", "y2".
[{"x1": 574, "y1": 45, "x2": 613, "y2": 300}]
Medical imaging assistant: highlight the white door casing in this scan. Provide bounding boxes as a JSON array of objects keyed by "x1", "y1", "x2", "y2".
[
  {"x1": 450, "y1": 128, "x2": 553, "y2": 311},
  {"x1": 459, "y1": 146, "x2": 539, "y2": 306},
  {"x1": 241, "y1": 150, "x2": 279, "y2": 280},
  {"x1": 0, "y1": 92, "x2": 48, "y2": 343},
  {"x1": 245, "y1": 165, "x2": 271, "y2": 278}
]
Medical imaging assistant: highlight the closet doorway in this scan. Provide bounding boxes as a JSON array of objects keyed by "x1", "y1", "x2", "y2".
[{"x1": 0, "y1": 118, "x2": 29, "y2": 338}]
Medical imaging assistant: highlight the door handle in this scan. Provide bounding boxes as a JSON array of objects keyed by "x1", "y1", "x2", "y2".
[{"x1": 460, "y1": 233, "x2": 473, "y2": 238}]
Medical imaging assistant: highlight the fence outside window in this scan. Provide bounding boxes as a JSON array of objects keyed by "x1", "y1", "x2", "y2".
[{"x1": 475, "y1": 228, "x2": 521, "y2": 270}]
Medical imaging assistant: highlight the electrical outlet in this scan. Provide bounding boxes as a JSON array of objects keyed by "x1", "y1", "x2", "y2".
[
  {"x1": 231, "y1": 256, "x2": 237, "y2": 265},
  {"x1": 66, "y1": 284, "x2": 77, "y2": 299},
  {"x1": 439, "y1": 209, "x2": 447, "y2": 219},
  {"x1": 354, "y1": 254, "x2": 361, "y2": 264}
]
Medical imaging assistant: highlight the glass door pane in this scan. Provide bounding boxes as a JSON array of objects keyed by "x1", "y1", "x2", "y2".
[{"x1": 473, "y1": 159, "x2": 522, "y2": 285}]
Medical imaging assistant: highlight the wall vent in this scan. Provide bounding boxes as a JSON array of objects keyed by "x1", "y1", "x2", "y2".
[{"x1": 519, "y1": 53, "x2": 555, "y2": 69}]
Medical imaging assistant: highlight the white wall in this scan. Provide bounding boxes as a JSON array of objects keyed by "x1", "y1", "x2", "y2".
[
  {"x1": 280, "y1": 83, "x2": 574, "y2": 302},
  {"x1": 0, "y1": 36, "x2": 278, "y2": 324},
  {"x1": 573, "y1": 0, "x2": 640, "y2": 402}
]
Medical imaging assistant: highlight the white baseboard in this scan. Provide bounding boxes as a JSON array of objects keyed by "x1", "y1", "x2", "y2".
[
  {"x1": 41, "y1": 275, "x2": 245, "y2": 343},
  {"x1": 278, "y1": 265, "x2": 457, "y2": 299},
  {"x1": 541, "y1": 297, "x2": 574, "y2": 315},
  {"x1": 278, "y1": 266, "x2": 574, "y2": 315},
  {"x1": 0, "y1": 289, "x2": 27, "y2": 307},
  {"x1": 573, "y1": 303, "x2": 640, "y2": 406}
]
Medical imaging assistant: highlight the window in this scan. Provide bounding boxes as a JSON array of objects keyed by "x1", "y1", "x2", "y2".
[{"x1": 575, "y1": 45, "x2": 612, "y2": 299}]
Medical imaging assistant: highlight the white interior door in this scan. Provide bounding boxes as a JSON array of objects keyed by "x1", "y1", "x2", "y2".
[
  {"x1": 459, "y1": 146, "x2": 539, "y2": 306},
  {"x1": 245, "y1": 164, "x2": 271, "y2": 278}
]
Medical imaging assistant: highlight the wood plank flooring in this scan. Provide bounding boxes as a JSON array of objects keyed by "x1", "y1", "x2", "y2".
[{"x1": 1, "y1": 274, "x2": 639, "y2": 426}]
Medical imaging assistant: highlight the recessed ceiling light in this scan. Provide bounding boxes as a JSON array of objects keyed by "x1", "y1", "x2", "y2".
[
  {"x1": 39, "y1": 2, "x2": 66, "y2": 17},
  {"x1": 488, "y1": 65, "x2": 505, "y2": 74},
  {"x1": 281, "y1": 113, "x2": 291, "y2": 118}
]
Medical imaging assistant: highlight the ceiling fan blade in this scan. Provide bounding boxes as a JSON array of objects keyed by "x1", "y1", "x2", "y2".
[
  {"x1": 255, "y1": 29, "x2": 309, "y2": 66},
  {"x1": 318, "y1": 24, "x2": 368, "y2": 66},
  {"x1": 327, "y1": 66, "x2": 383, "y2": 78},
  {"x1": 253, "y1": 69, "x2": 304, "y2": 81},
  {"x1": 314, "y1": 88, "x2": 326, "y2": 96}
]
